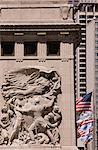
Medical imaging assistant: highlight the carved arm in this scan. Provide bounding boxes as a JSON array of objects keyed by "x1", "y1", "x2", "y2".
[{"x1": 15, "y1": 104, "x2": 37, "y2": 113}]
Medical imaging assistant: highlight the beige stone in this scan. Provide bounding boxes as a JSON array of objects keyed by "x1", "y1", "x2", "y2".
[{"x1": 0, "y1": 0, "x2": 80, "y2": 149}]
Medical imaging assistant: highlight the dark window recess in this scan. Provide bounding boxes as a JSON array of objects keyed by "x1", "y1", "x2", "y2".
[
  {"x1": 95, "y1": 65, "x2": 98, "y2": 69},
  {"x1": 78, "y1": 147, "x2": 84, "y2": 150},
  {"x1": 96, "y1": 40, "x2": 98, "y2": 44},
  {"x1": 80, "y1": 69, "x2": 86, "y2": 72},
  {"x1": 80, "y1": 74, "x2": 86, "y2": 77},
  {"x1": 96, "y1": 59, "x2": 98, "y2": 62},
  {"x1": 79, "y1": 54, "x2": 86, "y2": 57},
  {"x1": 80, "y1": 20, "x2": 86, "y2": 23},
  {"x1": 82, "y1": 35, "x2": 86, "y2": 38},
  {"x1": 87, "y1": 5, "x2": 93, "y2": 12},
  {"x1": 87, "y1": 15, "x2": 93, "y2": 19},
  {"x1": 95, "y1": 71, "x2": 98, "y2": 74},
  {"x1": 81, "y1": 30, "x2": 86, "y2": 33},
  {"x1": 80, "y1": 5, "x2": 86, "y2": 12},
  {"x1": 95, "y1": 5, "x2": 98, "y2": 12},
  {"x1": 1, "y1": 42, "x2": 15, "y2": 56},
  {"x1": 96, "y1": 83, "x2": 98, "y2": 88},
  {"x1": 96, "y1": 34, "x2": 98, "y2": 38},
  {"x1": 80, "y1": 59, "x2": 86, "y2": 62},
  {"x1": 80, "y1": 50, "x2": 86, "y2": 53},
  {"x1": 80, "y1": 84, "x2": 86, "y2": 87},
  {"x1": 95, "y1": 46, "x2": 98, "y2": 49},
  {"x1": 80, "y1": 88, "x2": 86, "y2": 92},
  {"x1": 79, "y1": 15, "x2": 85, "y2": 19},
  {"x1": 80, "y1": 79, "x2": 86, "y2": 82},
  {"x1": 47, "y1": 41, "x2": 60, "y2": 56},
  {"x1": 80, "y1": 64, "x2": 86, "y2": 67},
  {"x1": 24, "y1": 42, "x2": 37, "y2": 56}
]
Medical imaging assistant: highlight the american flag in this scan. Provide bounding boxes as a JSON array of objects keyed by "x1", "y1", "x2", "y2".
[
  {"x1": 80, "y1": 133, "x2": 93, "y2": 145},
  {"x1": 76, "y1": 92, "x2": 92, "y2": 112},
  {"x1": 77, "y1": 111, "x2": 94, "y2": 144}
]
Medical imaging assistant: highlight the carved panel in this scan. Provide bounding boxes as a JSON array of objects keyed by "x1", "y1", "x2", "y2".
[{"x1": 0, "y1": 66, "x2": 62, "y2": 146}]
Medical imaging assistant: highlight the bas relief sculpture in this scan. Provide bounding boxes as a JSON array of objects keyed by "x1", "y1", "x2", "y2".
[{"x1": 0, "y1": 66, "x2": 62, "y2": 146}]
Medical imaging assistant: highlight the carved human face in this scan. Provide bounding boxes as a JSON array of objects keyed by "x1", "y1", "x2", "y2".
[
  {"x1": 1, "y1": 114, "x2": 9, "y2": 124},
  {"x1": 53, "y1": 105, "x2": 59, "y2": 112}
]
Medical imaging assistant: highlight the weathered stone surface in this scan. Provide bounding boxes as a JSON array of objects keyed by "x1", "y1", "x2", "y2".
[{"x1": 0, "y1": 0, "x2": 80, "y2": 150}]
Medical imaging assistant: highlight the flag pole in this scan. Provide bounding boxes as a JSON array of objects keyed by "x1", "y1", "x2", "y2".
[
  {"x1": 92, "y1": 90, "x2": 95, "y2": 150},
  {"x1": 84, "y1": 91, "x2": 94, "y2": 150},
  {"x1": 85, "y1": 143, "x2": 88, "y2": 150}
]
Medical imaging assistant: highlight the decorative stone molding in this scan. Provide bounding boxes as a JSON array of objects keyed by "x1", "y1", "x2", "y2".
[
  {"x1": 15, "y1": 59, "x2": 23, "y2": 62},
  {"x1": 38, "y1": 58, "x2": 46, "y2": 62}
]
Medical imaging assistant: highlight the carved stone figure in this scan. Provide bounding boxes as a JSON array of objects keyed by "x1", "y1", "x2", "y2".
[
  {"x1": 60, "y1": 6, "x2": 71, "y2": 20},
  {"x1": 0, "y1": 66, "x2": 62, "y2": 145}
]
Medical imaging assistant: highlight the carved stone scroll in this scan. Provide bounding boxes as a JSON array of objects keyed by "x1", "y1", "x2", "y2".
[{"x1": 0, "y1": 66, "x2": 62, "y2": 146}]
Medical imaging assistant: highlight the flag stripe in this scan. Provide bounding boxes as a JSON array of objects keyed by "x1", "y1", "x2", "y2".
[
  {"x1": 76, "y1": 108, "x2": 92, "y2": 112},
  {"x1": 76, "y1": 92, "x2": 92, "y2": 112}
]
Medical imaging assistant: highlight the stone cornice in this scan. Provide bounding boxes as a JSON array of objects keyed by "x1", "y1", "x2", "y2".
[
  {"x1": 0, "y1": 23, "x2": 80, "y2": 32},
  {"x1": 0, "y1": 0, "x2": 71, "y2": 8},
  {"x1": 0, "y1": 4, "x2": 73, "y2": 9}
]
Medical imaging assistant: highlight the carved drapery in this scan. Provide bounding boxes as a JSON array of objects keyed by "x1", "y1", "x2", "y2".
[{"x1": 0, "y1": 66, "x2": 62, "y2": 145}]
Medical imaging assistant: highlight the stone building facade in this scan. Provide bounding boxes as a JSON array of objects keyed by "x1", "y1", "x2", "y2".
[{"x1": 0, "y1": 0, "x2": 80, "y2": 150}]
